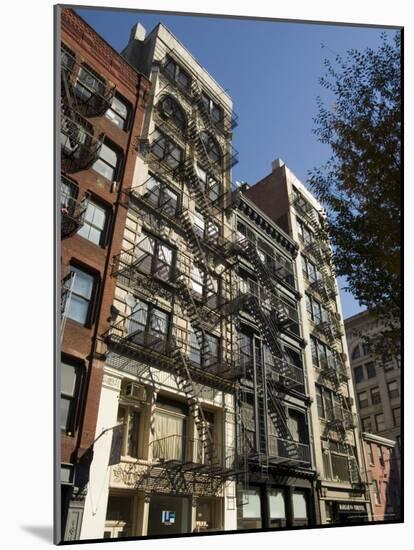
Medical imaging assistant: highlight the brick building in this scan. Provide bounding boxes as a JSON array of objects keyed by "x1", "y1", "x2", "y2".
[
  {"x1": 57, "y1": 8, "x2": 390, "y2": 543},
  {"x1": 59, "y1": 7, "x2": 150, "y2": 542},
  {"x1": 362, "y1": 432, "x2": 400, "y2": 521}
]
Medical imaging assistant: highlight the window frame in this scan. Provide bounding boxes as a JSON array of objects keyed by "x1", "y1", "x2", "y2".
[
  {"x1": 157, "y1": 94, "x2": 187, "y2": 133},
  {"x1": 353, "y1": 365, "x2": 364, "y2": 384},
  {"x1": 362, "y1": 416, "x2": 372, "y2": 432},
  {"x1": 370, "y1": 387, "x2": 381, "y2": 405},
  {"x1": 387, "y1": 380, "x2": 399, "y2": 400},
  {"x1": 92, "y1": 140, "x2": 121, "y2": 182},
  {"x1": 61, "y1": 359, "x2": 83, "y2": 435},
  {"x1": 65, "y1": 265, "x2": 98, "y2": 326},
  {"x1": 375, "y1": 413, "x2": 386, "y2": 432},
  {"x1": 189, "y1": 327, "x2": 221, "y2": 369},
  {"x1": 77, "y1": 198, "x2": 110, "y2": 247},
  {"x1": 105, "y1": 93, "x2": 131, "y2": 131},
  {"x1": 136, "y1": 231, "x2": 175, "y2": 282},
  {"x1": 163, "y1": 56, "x2": 192, "y2": 91},
  {"x1": 358, "y1": 391, "x2": 369, "y2": 409}
]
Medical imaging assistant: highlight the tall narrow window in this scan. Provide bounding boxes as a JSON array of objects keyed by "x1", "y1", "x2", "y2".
[
  {"x1": 93, "y1": 142, "x2": 119, "y2": 181},
  {"x1": 387, "y1": 380, "x2": 399, "y2": 399},
  {"x1": 106, "y1": 95, "x2": 130, "y2": 130},
  {"x1": 77, "y1": 200, "x2": 108, "y2": 245},
  {"x1": 61, "y1": 362, "x2": 80, "y2": 432},
  {"x1": 65, "y1": 267, "x2": 95, "y2": 325}
]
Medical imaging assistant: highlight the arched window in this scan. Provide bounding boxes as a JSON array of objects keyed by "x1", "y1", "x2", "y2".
[
  {"x1": 200, "y1": 131, "x2": 222, "y2": 165},
  {"x1": 351, "y1": 345, "x2": 361, "y2": 360},
  {"x1": 158, "y1": 95, "x2": 186, "y2": 132}
]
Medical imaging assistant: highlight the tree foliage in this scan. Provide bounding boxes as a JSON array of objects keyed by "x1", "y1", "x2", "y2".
[{"x1": 309, "y1": 33, "x2": 401, "y2": 355}]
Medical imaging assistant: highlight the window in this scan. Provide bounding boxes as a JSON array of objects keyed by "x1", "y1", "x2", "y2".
[
  {"x1": 292, "y1": 491, "x2": 308, "y2": 526},
  {"x1": 287, "y1": 410, "x2": 308, "y2": 444},
  {"x1": 106, "y1": 94, "x2": 130, "y2": 130},
  {"x1": 158, "y1": 95, "x2": 186, "y2": 132},
  {"x1": 387, "y1": 380, "x2": 399, "y2": 399},
  {"x1": 61, "y1": 361, "x2": 80, "y2": 433},
  {"x1": 153, "y1": 399, "x2": 187, "y2": 461},
  {"x1": 362, "y1": 342, "x2": 370, "y2": 355},
  {"x1": 370, "y1": 387, "x2": 381, "y2": 405},
  {"x1": 362, "y1": 417, "x2": 372, "y2": 432},
  {"x1": 93, "y1": 142, "x2": 120, "y2": 181},
  {"x1": 378, "y1": 445, "x2": 385, "y2": 466},
  {"x1": 61, "y1": 43, "x2": 76, "y2": 72},
  {"x1": 358, "y1": 391, "x2": 368, "y2": 408},
  {"x1": 297, "y1": 218, "x2": 313, "y2": 246},
  {"x1": 268, "y1": 489, "x2": 286, "y2": 528},
  {"x1": 353, "y1": 365, "x2": 364, "y2": 384},
  {"x1": 392, "y1": 407, "x2": 401, "y2": 427},
  {"x1": 128, "y1": 299, "x2": 170, "y2": 344},
  {"x1": 75, "y1": 64, "x2": 106, "y2": 105},
  {"x1": 367, "y1": 443, "x2": 374, "y2": 465},
  {"x1": 77, "y1": 200, "x2": 108, "y2": 245},
  {"x1": 316, "y1": 385, "x2": 325, "y2": 418},
  {"x1": 143, "y1": 175, "x2": 179, "y2": 217},
  {"x1": 65, "y1": 266, "x2": 96, "y2": 325},
  {"x1": 189, "y1": 327, "x2": 220, "y2": 368},
  {"x1": 238, "y1": 488, "x2": 262, "y2": 530},
  {"x1": 373, "y1": 480, "x2": 381, "y2": 505},
  {"x1": 200, "y1": 91, "x2": 224, "y2": 126},
  {"x1": 135, "y1": 232, "x2": 174, "y2": 281},
  {"x1": 366, "y1": 362, "x2": 376, "y2": 379},
  {"x1": 190, "y1": 267, "x2": 219, "y2": 306},
  {"x1": 310, "y1": 336, "x2": 319, "y2": 367},
  {"x1": 191, "y1": 209, "x2": 219, "y2": 241},
  {"x1": 199, "y1": 131, "x2": 222, "y2": 165},
  {"x1": 351, "y1": 345, "x2": 361, "y2": 360},
  {"x1": 196, "y1": 165, "x2": 220, "y2": 202},
  {"x1": 375, "y1": 413, "x2": 386, "y2": 432},
  {"x1": 117, "y1": 405, "x2": 141, "y2": 458},
  {"x1": 163, "y1": 56, "x2": 191, "y2": 91},
  {"x1": 151, "y1": 128, "x2": 183, "y2": 168}
]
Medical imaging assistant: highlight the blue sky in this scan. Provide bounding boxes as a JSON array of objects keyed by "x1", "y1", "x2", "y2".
[{"x1": 75, "y1": 7, "x2": 398, "y2": 319}]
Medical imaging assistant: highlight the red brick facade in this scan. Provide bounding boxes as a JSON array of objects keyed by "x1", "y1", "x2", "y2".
[{"x1": 60, "y1": 8, "x2": 150, "y2": 466}]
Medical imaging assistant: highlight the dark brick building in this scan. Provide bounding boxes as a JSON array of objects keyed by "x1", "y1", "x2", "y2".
[{"x1": 58, "y1": 7, "x2": 150, "y2": 541}]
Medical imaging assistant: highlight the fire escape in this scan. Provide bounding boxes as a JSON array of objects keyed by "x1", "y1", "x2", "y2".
[
  {"x1": 291, "y1": 191, "x2": 363, "y2": 485},
  {"x1": 222, "y1": 239, "x2": 311, "y2": 477},
  {"x1": 60, "y1": 43, "x2": 107, "y2": 235},
  {"x1": 106, "y1": 52, "x2": 243, "y2": 496}
]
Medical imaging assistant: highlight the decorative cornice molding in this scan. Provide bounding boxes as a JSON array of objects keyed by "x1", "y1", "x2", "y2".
[
  {"x1": 238, "y1": 199, "x2": 298, "y2": 257},
  {"x1": 61, "y1": 8, "x2": 142, "y2": 93}
]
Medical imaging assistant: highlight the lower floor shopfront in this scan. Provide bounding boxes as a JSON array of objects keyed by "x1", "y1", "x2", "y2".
[
  {"x1": 236, "y1": 470, "x2": 319, "y2": 530},
  {"x1": 318, "y1": 481, "x2": 371, "y2": 524},
  {"x1": 103, "y1": 491, "x2": 228, "y2": 539}
]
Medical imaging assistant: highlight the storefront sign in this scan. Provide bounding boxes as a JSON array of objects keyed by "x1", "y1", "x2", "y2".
[
  {"x1": 338, "y1": 503, "x2": 366, "y2": 512},
  {"x1": 161, "y1": 511, "x2": 176, "y2": 526}
]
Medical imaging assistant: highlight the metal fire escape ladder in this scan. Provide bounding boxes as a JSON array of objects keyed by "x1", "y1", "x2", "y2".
[
  {"x1": 171, "y1": 347, "x2": 222, "y2": 472},
  {"x1": 174, "y1": 271, "x2": 216, "y2": 367}
]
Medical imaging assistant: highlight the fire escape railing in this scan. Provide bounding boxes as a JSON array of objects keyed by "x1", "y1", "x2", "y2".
[
  {"x1": 60, "y1": 112, "x2": 104, "y2": 173},
  {"x1": 61, "y1": 45, "x2": 115, "y2": 117}
]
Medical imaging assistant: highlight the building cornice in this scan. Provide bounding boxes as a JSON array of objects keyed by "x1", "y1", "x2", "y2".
[{"x1": 238, "y1": 195, "x2": 298, "y2": 257}]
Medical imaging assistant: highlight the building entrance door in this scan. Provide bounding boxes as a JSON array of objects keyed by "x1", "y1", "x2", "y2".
[{"x1": 148, "y1": 495, "x2": 191, "y2": 536}]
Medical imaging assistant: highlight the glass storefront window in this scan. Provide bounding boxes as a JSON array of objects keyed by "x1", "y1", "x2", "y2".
[
  {"x1": 293, "y1": 490, "x2": 308, "y2": 526},
  {"x1": 238, "y1": 489, "x2": 262, "y2": 529},
  {"x1": 268, "y1": 489, "x2": 286, "y2": 528}
]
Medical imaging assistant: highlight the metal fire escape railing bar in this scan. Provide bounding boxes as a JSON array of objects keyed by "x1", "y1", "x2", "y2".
[
  {"x1": 60, "y1": 178, "x2": 90, "y2": 239},
  {"x1": 61, "y1": 45, "x2": 115, "y2": 117},
  {"x1": 60, "y1": 112, "x2": 104, "y2": 173}
]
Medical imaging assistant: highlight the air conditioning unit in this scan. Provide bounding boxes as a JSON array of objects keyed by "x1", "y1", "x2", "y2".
[
  {"x1": 322, "y1": 440, "x2": 329, "y2": 450},
  {"x1": 123, "y1": 383, "x2": 147, "y2": 402}
]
